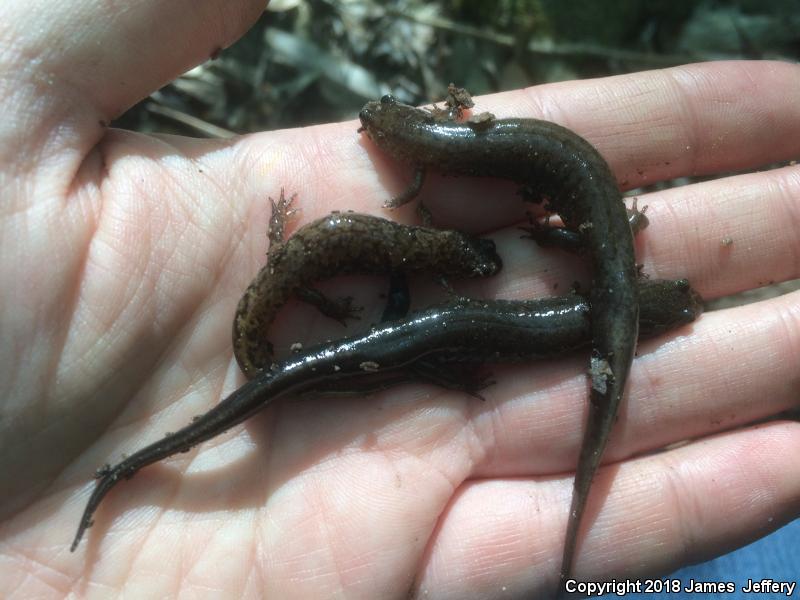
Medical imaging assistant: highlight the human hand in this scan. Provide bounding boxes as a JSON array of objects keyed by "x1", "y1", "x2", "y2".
[{"x1": 1, "y1": 0, "x2": 799, "y2": 597}]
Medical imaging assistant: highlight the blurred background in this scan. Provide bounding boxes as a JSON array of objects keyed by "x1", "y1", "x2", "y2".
[
  {"x1": 115, "y1": 2, "x2": 799, "y2": 597},
  {"x1": 115, "y1": 0, "x2": 800, "y2": 134}
]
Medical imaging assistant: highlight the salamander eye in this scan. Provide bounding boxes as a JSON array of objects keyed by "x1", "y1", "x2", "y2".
[{"x1": 380, "y1": 95, "x2": 397, "y2": 105}]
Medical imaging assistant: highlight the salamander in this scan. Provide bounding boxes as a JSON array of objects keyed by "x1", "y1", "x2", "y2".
[
  {"x1": 358, "y1": 89, "x2": 639, "y2": 583},
  {"x1": 232, "y1": 190, "x2": 503, "y2": 378},
  {"x1": 71, "y1": 279, "x2": 700, "y2": 552}
]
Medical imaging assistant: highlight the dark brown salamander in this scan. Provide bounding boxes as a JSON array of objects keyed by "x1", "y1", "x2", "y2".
[
  {"x1": 358, "y1": 90, "x2": 639, "y2": 583},
  {"x1": 71, "y1": 279, "x2": 701, "y2": 552},
  {"x1": 232, "y1": 190, "x2": 502, "y2": 378}
]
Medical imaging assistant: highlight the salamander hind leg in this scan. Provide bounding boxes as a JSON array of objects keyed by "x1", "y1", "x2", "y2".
[
  {"x1": 627, "y1": 197, "x2": 649, "y2": 234},
  {"x1": 409, "y1": 359, "x2": 495, "y2": 401},
  {"x1": 520, "y1": 213, "x2": 584, "y2": 252},
  {"x1": 296, "y1": 286, "x2": 363, "y2": 326},
  {"x1": 522, "y1": 199, "x2": 649, "y2": 254},
  {"x1": 268, "y1": 188, "x2": 298, "y2": 247}
]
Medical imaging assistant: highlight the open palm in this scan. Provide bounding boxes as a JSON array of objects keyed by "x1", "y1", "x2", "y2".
[{"x1": 1, "y1": 2, "x2": 799, "y2": 598}]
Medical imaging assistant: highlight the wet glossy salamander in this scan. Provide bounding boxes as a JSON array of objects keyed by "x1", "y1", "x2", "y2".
[
  {"x1": 358, "y1": 91, "x2": 639, "y2": 582},
  {"x1": 232, "y1": 190, "x2": 502, "y2": 378},
  {"x1": 71, "y1": 279, "x2": 701, "y2": 552}
]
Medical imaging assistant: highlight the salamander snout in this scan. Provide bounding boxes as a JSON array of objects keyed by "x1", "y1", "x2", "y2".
[
  {"x1": 358, "y1": 101, "x2": 381, "y2": 130},
  {"x1": 359, "y1": 96, "x2": 403, "y2": 132},
  {"x1": 467, "y1": 237, "x2": 503, "y2": 276}
]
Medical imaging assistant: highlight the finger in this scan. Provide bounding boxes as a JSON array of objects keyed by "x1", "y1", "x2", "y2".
[
  {"x1": 241, "y1": 61, "x2": 800, "y2": 233},
  {"x1": 487, "y1": 162, "x2": 800, "y2": 301},
  {"x1": 419, "y1": 60, "x2": 800, "y2": 228},
  {"x1": 463, "y1": 289, "x2": 800, "y2": 477},
  {"x1": 412, "y1": 421, "x2": 800, "y2": 599},
  {"x1": 2, "y1": 0, "x2": 263, "y2": 165},
  {"x1": 636, "y1": 164, "x2": 800, "y2": 299},
  {"x1": 485, "y1": 60, "x2": 800, "y2": 189}
]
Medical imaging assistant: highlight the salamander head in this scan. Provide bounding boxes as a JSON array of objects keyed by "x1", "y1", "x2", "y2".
[
  {"x1": 443, "y1": 234, "x2": 503, "y2": 278},
  {"x1": 638, "y1": 278, "x2": 704, "y2": 336},
  {"x1": 358, "y1": 95, "x2": 433, "y2": 161},
  {"x1": 358, "y1": 94, "x2": 403, "y2": 133}
]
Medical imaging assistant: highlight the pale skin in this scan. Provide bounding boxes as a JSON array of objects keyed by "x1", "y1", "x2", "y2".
[{"x1": 1, "y1": 0, "x2": 799, "y2": 598}]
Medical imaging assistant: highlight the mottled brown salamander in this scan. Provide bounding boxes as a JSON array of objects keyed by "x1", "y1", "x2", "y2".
[
  {"x1": 358, "y1": 89, "x2": 639, "y2": 582},
  {"x1": 232, "y1": 190, "x2": 502, "y2": 378}
]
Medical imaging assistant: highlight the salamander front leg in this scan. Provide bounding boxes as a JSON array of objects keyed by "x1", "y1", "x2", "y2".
[
  {"x1": 384, "y1": 168, "x2": 426, "y2": 209},
  {"x1": 521, "y1": 199, "x2": 649, "y2": 253}
]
